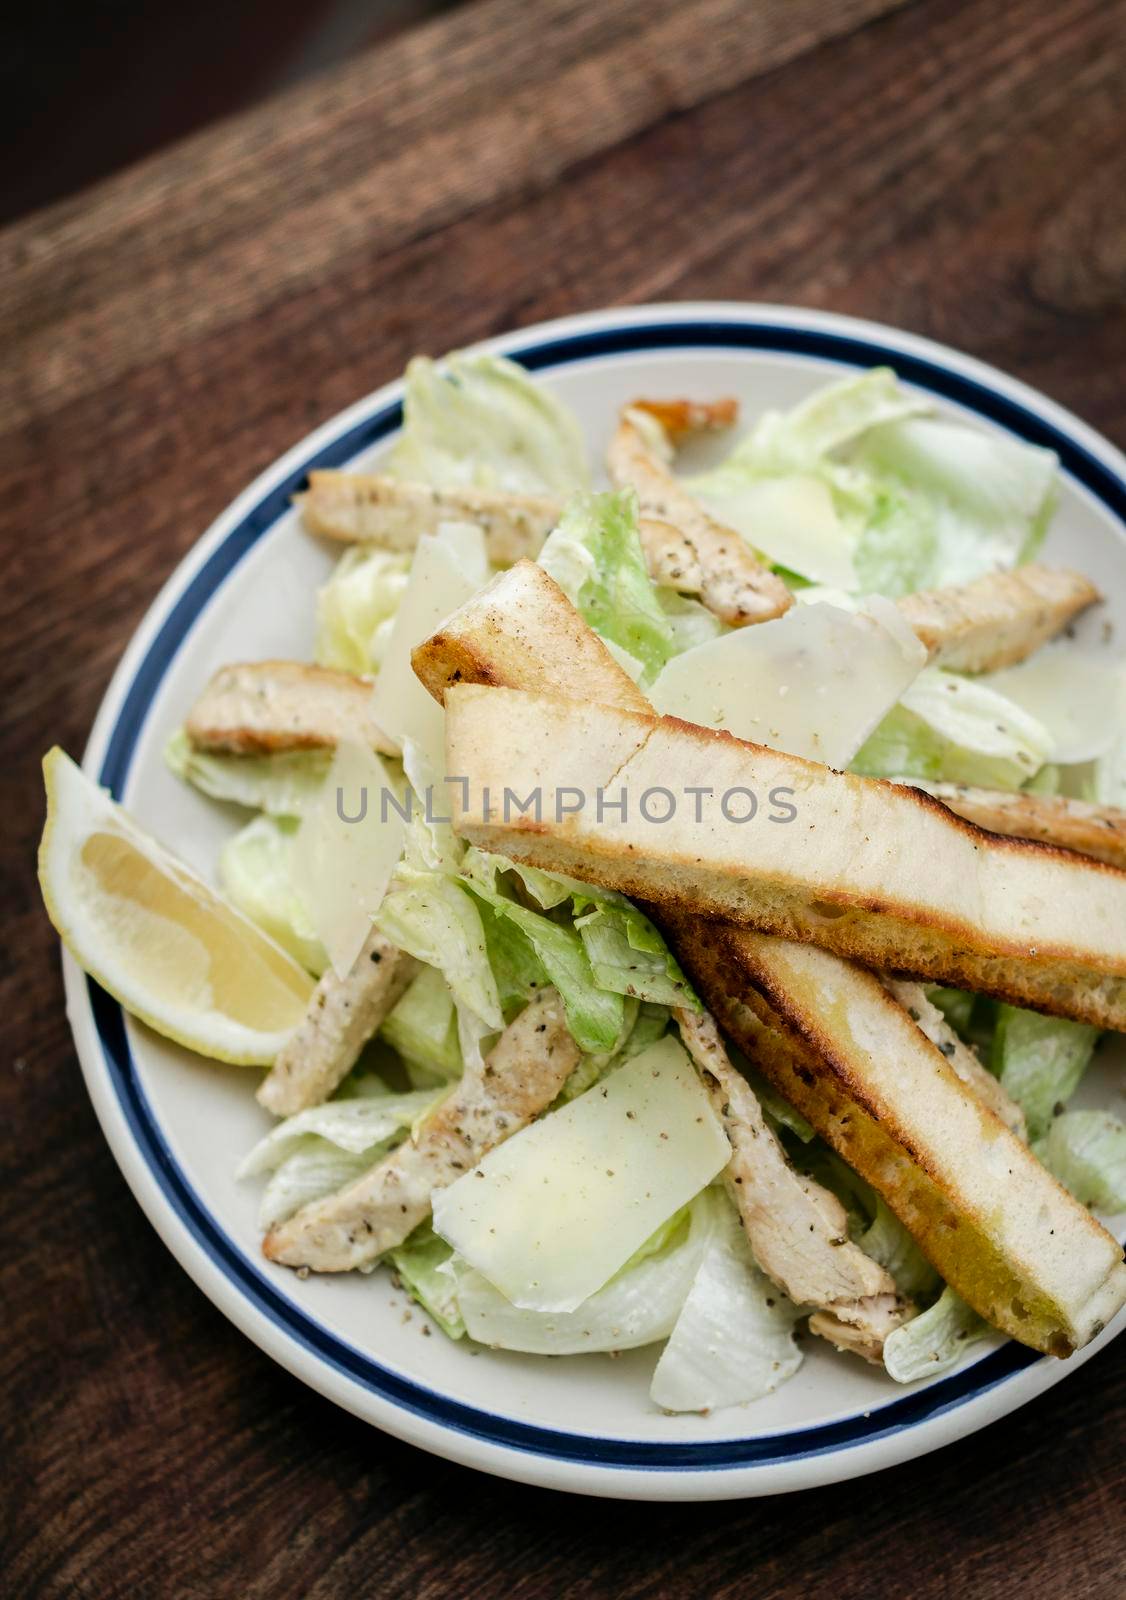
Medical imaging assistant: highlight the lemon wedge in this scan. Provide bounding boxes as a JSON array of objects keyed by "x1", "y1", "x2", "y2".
[{"x1": 39, "y1": 747, "x2": 315, "y2": 1064}]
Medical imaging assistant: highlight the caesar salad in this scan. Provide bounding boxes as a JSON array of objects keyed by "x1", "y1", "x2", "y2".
[{"x1": 40, "y1": 352, "x2": 1126, "y2": 1414}]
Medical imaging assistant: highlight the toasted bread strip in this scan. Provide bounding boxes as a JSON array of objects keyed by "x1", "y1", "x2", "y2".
[
  {"x1": 664, "y1": 919, "x2": 1126, "y2": 1356},
  {"x1": 412, "y1": 560, "x2": 1126, "y2": 1354},
  {"x1": 412, "y1": 559, "x2": 650, "y2": 712},
  {"x1": 263, "y1": 988, "x2": 580, "y2": 1271},
  {"x1": 444, "y1": 684, "x2": 1126, "y2": 1029},
  {"x1": 676, "y1": 1008, "x2": 911, "y2": 1362},
  {"x1": 185, "y1": 661, "x2": 397, "y2": 757},
  {"x1": 897, "y1": 565, "x2": 1100, "y2": 673},
  {"x1": 608, "y1": 407, "x2": 793, "y2": 625},
  {"x1": 300, "y1": 471, "x2": 561, "y2": 565},
  {"x1": 881, "y1": 978, "x2": 1026, "y2": 1139},
  {"x1": 258, "y1": 931, "x2": 417, "y2": 1117},
  {"x1": 898, "y1": 780, "x2": 1126, "y2": 872}
]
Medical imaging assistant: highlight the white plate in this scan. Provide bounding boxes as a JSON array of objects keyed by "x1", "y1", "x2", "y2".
[{"x1": 65, "y1": 303, "x2": 1126, "y2": 1500}]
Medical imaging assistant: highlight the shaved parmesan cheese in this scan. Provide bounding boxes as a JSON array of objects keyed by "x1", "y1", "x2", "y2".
[
  {"x1": 983, "y1": 646, "x2": 1121, "y2": 764},
  {"x1": 650, "y1": 600, "x2": 925, "y2": 767},
  {"x1": 431, "y1": 1036, "x2": 730, "y2": 1313},
  {"x1": 694, "y1": 473, "x2": 858, "y2": 589},
  {"x1": 370, "y1": 528, "x2": 487, "y2": 775},
  {"x1": 291, "y1": 741, "x2": 406, "y2": 978},
  {"x1": 434, "y1": 519, "x2": 490, "y2": 586}
]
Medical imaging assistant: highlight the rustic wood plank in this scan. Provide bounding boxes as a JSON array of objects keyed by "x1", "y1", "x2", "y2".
[
  {"x1": 2, "y1": 0, "x2": 1124, "y2": 1593},
  {"x1": 0, "y1": 0, "x2": 908, "y2": 429}
]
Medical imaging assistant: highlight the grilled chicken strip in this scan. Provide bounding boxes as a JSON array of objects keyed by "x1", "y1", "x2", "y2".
[
  {"x1": 607, "y1": 407, "x2": 793, "y2": 625},
  {"x1": 881, "y1": 978, "x2": 1026, "y2": 1139},
  {"x1": 676, "y1": 1009, "x2": 911, "y2": 1363},
  {"x1": 258, "y1": 930, "x2": 418, "y2": 1117},
  {"x1": 300, "y1": 471, "x2": 560, "y2": 566},
  {"x1": 630, "y1": 396, "x2": 739, "y2": 441},
  {"x1": 897, "y1": 565, "x2": 1100, "y2": 673},
  {"x1": 898, "y1": 781, "x2": 1126, "y2": 872},
  {"x1": 185, "y1": 660, "x2": 397, "y2": 756},
  {"x1": 262, "y1": 988, "x2": 580, "y2": 1271}
]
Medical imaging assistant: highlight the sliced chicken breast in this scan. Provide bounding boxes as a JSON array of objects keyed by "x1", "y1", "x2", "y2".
[
  {"x1": 897, "y1": 565, "x2": 1099, "y2": 673},
  {"x1": 258, "y1": 930, "x2": 418, "y2": 1117},
  {"x1": 301, "y1": 471, "x2": 561, "y2": 565},
  {"x1": 262, "y1": 988, "x2": 580, "y2": 1271},
  {"x1": 185, "y1": 660, "x2": 397, "y2": 756},
  {"x1": 881, "y1": 978, "x2": 1026, "y2": 1139},
  {"x1": 676, "y1": 1009, "x2": 912, "y2": 1363},
  {"x1": 607, "y1": 407, "x2": 793, "y2": 626}
]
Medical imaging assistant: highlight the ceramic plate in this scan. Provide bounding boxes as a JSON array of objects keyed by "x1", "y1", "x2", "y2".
[{"x1": 65, "y1": 304, "x2": 1126, "y2": 1500}]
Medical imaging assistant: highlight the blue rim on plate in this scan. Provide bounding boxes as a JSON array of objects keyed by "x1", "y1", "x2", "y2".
[{"x1": 89, "y1": 315, "x2": 1124, "y2": 1475}]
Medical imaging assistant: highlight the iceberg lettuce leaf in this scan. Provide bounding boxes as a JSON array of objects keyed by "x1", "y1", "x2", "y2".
[
  {"x1": 219, "y1": 814, "x2": 327, "y2": 974},
  {"x1": 166, "y1": 729, "x2": 330, "y2": 820},
  {"x1": 538, "y1": 490, "x2": 676, "y2": 683},
  {"x1": 379, "y1": 964, "x2": 463, "y2": 1082},
  {"x1": 386, "y1": 351, "x2": 588, "y2": 496},
  {"x1": 852, "y1": 668, "x2": 1053, "y2": 789},
  {"x1": 650, "y1": 1189, "x2": 803, "y2": 1413},
  {"x1": 314, "y1": 545, "x2": 411, "y2": 675},
  {"x1": 991, "y1": 1005, "x2": 1100, "y2": 1140},
  {"x1": 390, "y1": 1223, "x2": 466, "y2": 1340},
  {"x1": 883, "y1": 1287, "x2": 989, "y2": 1383},
  {"x1": 1034, "y1": 1111, "x2": 1126, "y2": 1212}
]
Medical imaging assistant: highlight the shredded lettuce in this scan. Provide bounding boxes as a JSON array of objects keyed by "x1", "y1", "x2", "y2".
[
  {"x1": 375, "y1": 861, "x2": 503, "y2": 1032},
  {"x1": 219, "y1": 814, "x2": 327, "y2": 974},
  {"x1": 658, "y1": 590, "x2": 725, "y2": 652},
  {"x1": 464, "y1": 848, "x2": 698, "y2": 1006},
  {"x1": 853, "y1": 415, "x2": 1057, "y2": 587},
  {"x1": 538, "y1": 490, "x2": 676, "y2": 683},
  {"x1": 372, "y1": 768, "x2": 503, "y2": 1029},
  {"x1": 883, "y1": 1287, "x2": 989, "y2": 1382},
  {"x1": 166, "y1": 729, "x2": 330, "y2": 819},
  {"x1": 1024, "y1": 762, "x2": 1061, "y2": 796},
  {"x1": 555, "y1": 999, "x2": 670, "y2": 1104},
  {"x1": 853, "y1": 668, "x2": 1053, "y2": 789},
  {"x1": 926, "y1": 986, "x2": 975, "y2": 1036},
  {"x1": 236, "y1": 1084, "x2": 437, "y2": 1229},
  {"x1": 683, "y1": 368, "x2": 1057, "y2": 596},
  {"x1": 379, "y1": 964, "x2": 462, "y2": 1084},
  {"x1": 650, "y1": 1188, "x2": 803, "y2": 1413},
  {"x1": 856, "y1": 1198, "x2": 939, "y2": 1300},
  {"x1": 571, "y1": 896, "x2": 698, "y2": 1009},
  {"x1": 386, "y1": 351, "x2": 588, "y2": 496},
  {"x1": 1034, "y1": 1111, "x2": 1126, "y2": 1212},
  {"x1": 390, "y1": 1223, "x2": 466, "y2": 1339},
  {"x1": 741, "y1": 1063, "x2": 815, "y2": 1143},
  {"x1": 990, "y1": 1005, "x2": 1100, "y2": 1140},
  {"x1": 238, "y1": 1089, "x2": 439, "y2": 1175},
  {"x1": 466, "y1": 877, "x2": 624, "y2": 1053},
  {"x1": 314, "y1": 545, "x2": 411, "y2": 675},
  {"x1": 252, "y1": 1144, "x2": 373, "y2": 1231}
]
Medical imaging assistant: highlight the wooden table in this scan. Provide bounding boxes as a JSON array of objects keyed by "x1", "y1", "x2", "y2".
[{"x1": 3, "y1": 0, "x2": 1124, "y2": 1591}]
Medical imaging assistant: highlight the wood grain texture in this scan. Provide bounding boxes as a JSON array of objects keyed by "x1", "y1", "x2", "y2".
[{"x1": 2, "y1": 0, "x2": 1124, "y2": 1593}]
